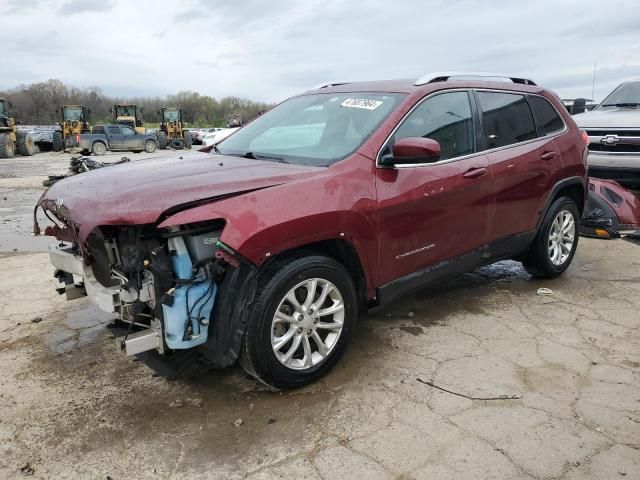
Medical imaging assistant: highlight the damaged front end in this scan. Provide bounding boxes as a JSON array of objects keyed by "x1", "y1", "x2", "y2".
[{"x1": 37, "y1": 200, "x2": 241, "y2": 361}]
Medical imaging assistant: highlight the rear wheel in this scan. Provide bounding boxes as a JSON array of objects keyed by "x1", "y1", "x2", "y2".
[
  {"x1": 92, "y1": 141, "x2": 107, "y2": 156},
  {"x1": 523, "y1": 196, "x2": 579, "y2": 278},
  {"x1": 157, "y1": 131, "x2": 167, "y2": 149},
  {"x1": 17, "y1": 132, "x2": 35, "y2": 156},
  {"x1": 184, "y1": 130, "x2": 192, "y2": 149},
  {"x1": 144, "y1": 139, "x2": 157, "y2": 153},
  {"x1": 52, "y1": 131, "x2": 64, "y2": 152},
  {"x1": 239, "y1": 255, "x2": 357, "y2": 389},
  {"x1": 0, "y1": 133, "x2": 15, "y2": 158}
]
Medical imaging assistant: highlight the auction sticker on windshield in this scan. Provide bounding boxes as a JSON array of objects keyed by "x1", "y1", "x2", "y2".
[{"x1": 341, "y1": 98, "x2": 383, "y2": 110}]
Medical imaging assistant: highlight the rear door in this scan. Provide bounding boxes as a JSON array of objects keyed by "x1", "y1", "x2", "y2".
[
  {"x1": 107, "y1": 126, "x2": 125, "y2": 150},
  {"x1": 475, "y1": 91, "x2": 564, "y2": 244},
  {"x1": 375, "y1": 90, "x2": 492, "y2": 286}
]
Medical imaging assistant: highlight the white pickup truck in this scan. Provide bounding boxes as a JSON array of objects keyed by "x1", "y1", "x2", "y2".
[{"x1": 573, "y1": 78, "x2": 640, "y2": 188}]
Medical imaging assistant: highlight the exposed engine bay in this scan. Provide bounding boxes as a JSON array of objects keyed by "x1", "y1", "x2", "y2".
[{"x1": 45, "y1": 218, "x2": 231, "y2": 359}]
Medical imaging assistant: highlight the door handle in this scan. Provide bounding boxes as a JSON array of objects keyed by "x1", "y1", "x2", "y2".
[
  {"x1": 463, "y1": 167, "x2": 488, "y2": 179},
  {"x1": 540, "y1": 151, "x2": 557, "y2": 160}
]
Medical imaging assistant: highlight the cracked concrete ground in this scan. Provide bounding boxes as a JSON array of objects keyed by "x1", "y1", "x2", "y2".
[{"x1": 1, "y1": 154, "x2": 639, "y2": 479}]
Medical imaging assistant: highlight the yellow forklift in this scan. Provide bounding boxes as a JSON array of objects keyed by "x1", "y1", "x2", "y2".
[
  {"x1": 158, "y1": 107, "x2": 191, "y2": 149},
  {"x1": 111, "y1": 104, "x2": 145, "y2": 133},
  {"x1": 52, "y1": 105, "x2": 91, "y2": 152},
  {"x1": 0, "y1": 98, "x2": 35, "y2": 158}
]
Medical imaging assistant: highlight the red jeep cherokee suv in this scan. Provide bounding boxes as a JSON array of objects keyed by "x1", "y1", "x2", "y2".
[{"x1": 36, "y1": 73, "x2": 587, "y2": 388}]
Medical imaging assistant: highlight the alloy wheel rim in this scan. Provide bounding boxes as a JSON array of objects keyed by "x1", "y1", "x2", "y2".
[
  {"x1": 548, "y1": 209, "x2": 575, "y2": 266},
  {"x1": 271, "y1": 278, "x2": 345, "y2": 371}
]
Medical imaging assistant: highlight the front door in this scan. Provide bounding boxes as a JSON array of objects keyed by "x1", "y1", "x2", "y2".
[
  {"x1": 121, "y1": 126, "x2": 141, "y2": 151},
  {"x1": 375, "y1": 90, "x2": 492, "y2": 287}
]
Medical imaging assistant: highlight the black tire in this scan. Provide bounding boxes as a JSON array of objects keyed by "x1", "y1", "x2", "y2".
[
  {"x1": 144, "y1": 139, "x2": 157, "y2": 153},
  {"x1": 92, "y1": 141, "x2": 107, "y2": 156},
  {"x1": 0, "y1": 133, "x2": 15, "y2": 158},
  {"x1": 52, "y1": 131, "x2": 64, "y2": 152},
  {"x1": 184, "y1": 130, "x2": 192, "y2": 149},
  {"x1": 17, "y1": 132, "x2": 36, "y2": 156},
  {"x1": 239, "y1": 254, "x2": 357, "y2": 389},
  {"x1": 157, "y1": 131, "x2": 168, "y2": 150},
  {"x1": 523, "y1": 196, "x2": 580, "y2": 278},
  {"x1": 170, "y1": 138, "x2": 184, "y2": 149}
]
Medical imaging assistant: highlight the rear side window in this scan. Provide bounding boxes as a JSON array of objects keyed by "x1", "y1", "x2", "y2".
[
  {"x1": 107, "y1": 126, "x2": 120, "y2": 134},
  {"x1": 529, "y1": 96, "x2": 565, "y2": 135},
  {"x1": 477, "y1": 92, "x2": 536, "y2": 149},
  {"x1": 391, "y1": 91, "x2": 475, "y2": 161}
]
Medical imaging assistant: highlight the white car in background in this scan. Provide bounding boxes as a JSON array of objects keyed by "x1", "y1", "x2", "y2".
[{"x1": 202, "y1": 128, "x2": 239, "y2": 147}]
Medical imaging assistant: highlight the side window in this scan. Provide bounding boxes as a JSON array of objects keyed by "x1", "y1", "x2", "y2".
[
  {"x1": 477, "y1": 92, "x2": 536, "y2": 149},
  {"x1": 392, "y1": 91, "x2": 474, "y2": 161},
  {"x1": 529, "y1": 96, "x2": 565, "y2": 135},
  {"x1": 107, "y1": 126, "x2": 120, "y2": 135},
  {"x1": 122, "y1": 127, "x2": 136, "y2": 136}
]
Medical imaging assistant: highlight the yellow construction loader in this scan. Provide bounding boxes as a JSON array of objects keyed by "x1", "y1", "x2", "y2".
[
  {"x1": 111, "y1": 104, "x2": 145, "y2": 134},
  {"x1": 157, "y1": 107, "x2": 191, "y2": 149},
  {"x1": 0, "y1": 98, "x2": 35, "y2": 158},
  {"x1": 52, "y1": 105, "x2": 91, "y2": 152}
]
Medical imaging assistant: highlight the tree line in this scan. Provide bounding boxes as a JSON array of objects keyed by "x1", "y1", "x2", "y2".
[{"x1": 0, "y1": 79, "x2": 273, "y2": 127}]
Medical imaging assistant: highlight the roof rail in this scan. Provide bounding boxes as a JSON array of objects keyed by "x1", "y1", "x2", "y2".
[
  {"x1": 414, "y1": 72, "x2": 537, "y2": 86},
  {"x1": 310, "y1": 81, "x2": 350, "y2": 90}
]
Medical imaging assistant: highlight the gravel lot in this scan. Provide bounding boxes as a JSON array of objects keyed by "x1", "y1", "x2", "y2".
[{"x1": 1, "y1": 151, "x2": 639, "y2": 479}]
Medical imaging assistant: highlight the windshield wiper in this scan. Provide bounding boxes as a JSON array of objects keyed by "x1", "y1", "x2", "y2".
[
  {"x1": 242, "y1": 152, "x2": 288, "y2": 163},
  {"x1": 601, "y1": 102, "x2": 640, "y2": 108}
]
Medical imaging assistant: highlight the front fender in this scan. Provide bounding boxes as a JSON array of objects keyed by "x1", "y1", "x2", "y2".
[{"x1": 157, "y1": 155, "x2": 379, "y2": 296}]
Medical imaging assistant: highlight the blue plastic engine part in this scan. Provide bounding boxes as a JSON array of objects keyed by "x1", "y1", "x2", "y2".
[{"x1": 162, "y1": 236, "x2": 216, "y2": 349}]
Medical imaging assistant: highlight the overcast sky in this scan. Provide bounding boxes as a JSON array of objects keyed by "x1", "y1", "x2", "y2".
[{"x1": 2, "y1": 0, "x2": 639, "y2": 103}]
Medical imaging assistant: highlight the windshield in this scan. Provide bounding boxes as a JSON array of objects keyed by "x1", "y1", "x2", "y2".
[
  {"x1": 163, "y1": 110, "x2": 180, "y2": 122},
  {"x1": 63, "y1": 107, "x2": 83, "y2": 122},
  {"x1": 217, "y1": 92, "x2": 406, "y2": 166},
  {"x1": 116, "y1": 106, "x2": 137, "y2": 117},
  {"x1": 599, "y1": 81, "x2": 640, "y2": 108}
]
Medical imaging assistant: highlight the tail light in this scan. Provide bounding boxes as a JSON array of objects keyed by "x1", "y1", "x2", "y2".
[
  {"x1": 581, "y1": 130, "x2": 589, "y2": 145},
  {"x1": 76, "y1": 135, "x2": 80, "y2": 144}
]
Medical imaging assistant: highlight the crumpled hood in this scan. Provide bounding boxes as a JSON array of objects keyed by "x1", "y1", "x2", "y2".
[
  {"x1": 37, "y1": 151, "x2": 324, "y2": 243},
  {"x1": 573, "y1": 108, "x2": 640, "y2": 128}
]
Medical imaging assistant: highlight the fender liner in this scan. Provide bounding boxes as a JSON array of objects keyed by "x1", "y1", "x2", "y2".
[
  {"x1": 197, "y1": 262, "x2": 258, "y2": 368},
  {"x1": 535, "y1": 176, "x2": 586, "y2": 231}
]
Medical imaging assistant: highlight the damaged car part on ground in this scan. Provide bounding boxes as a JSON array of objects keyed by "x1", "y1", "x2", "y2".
[
  {"x1": 34, "y1": 72, "x2": 588, "y2": 389},
  {"x1": 581, "y1": 177, "x2": 640, "y2": 238}
]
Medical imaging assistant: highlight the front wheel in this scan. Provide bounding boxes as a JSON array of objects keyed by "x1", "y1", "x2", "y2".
[
  {"x1": 144, "y1": 140, "x2": 157, "y2": 153},
  {"x1": 239, "y1": 255, "x2": 357, "y2": 389},
  {"x1": 523, "y1": 196, "x2": 580, "y2": 278}
]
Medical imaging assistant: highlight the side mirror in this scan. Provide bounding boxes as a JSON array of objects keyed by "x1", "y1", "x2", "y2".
[
  {"x1": 572, "y1": 98, "x2": 587, "y2": 115},
  {"x1": 380, "y1": 137, "x2": 441, "y2": 166}
]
